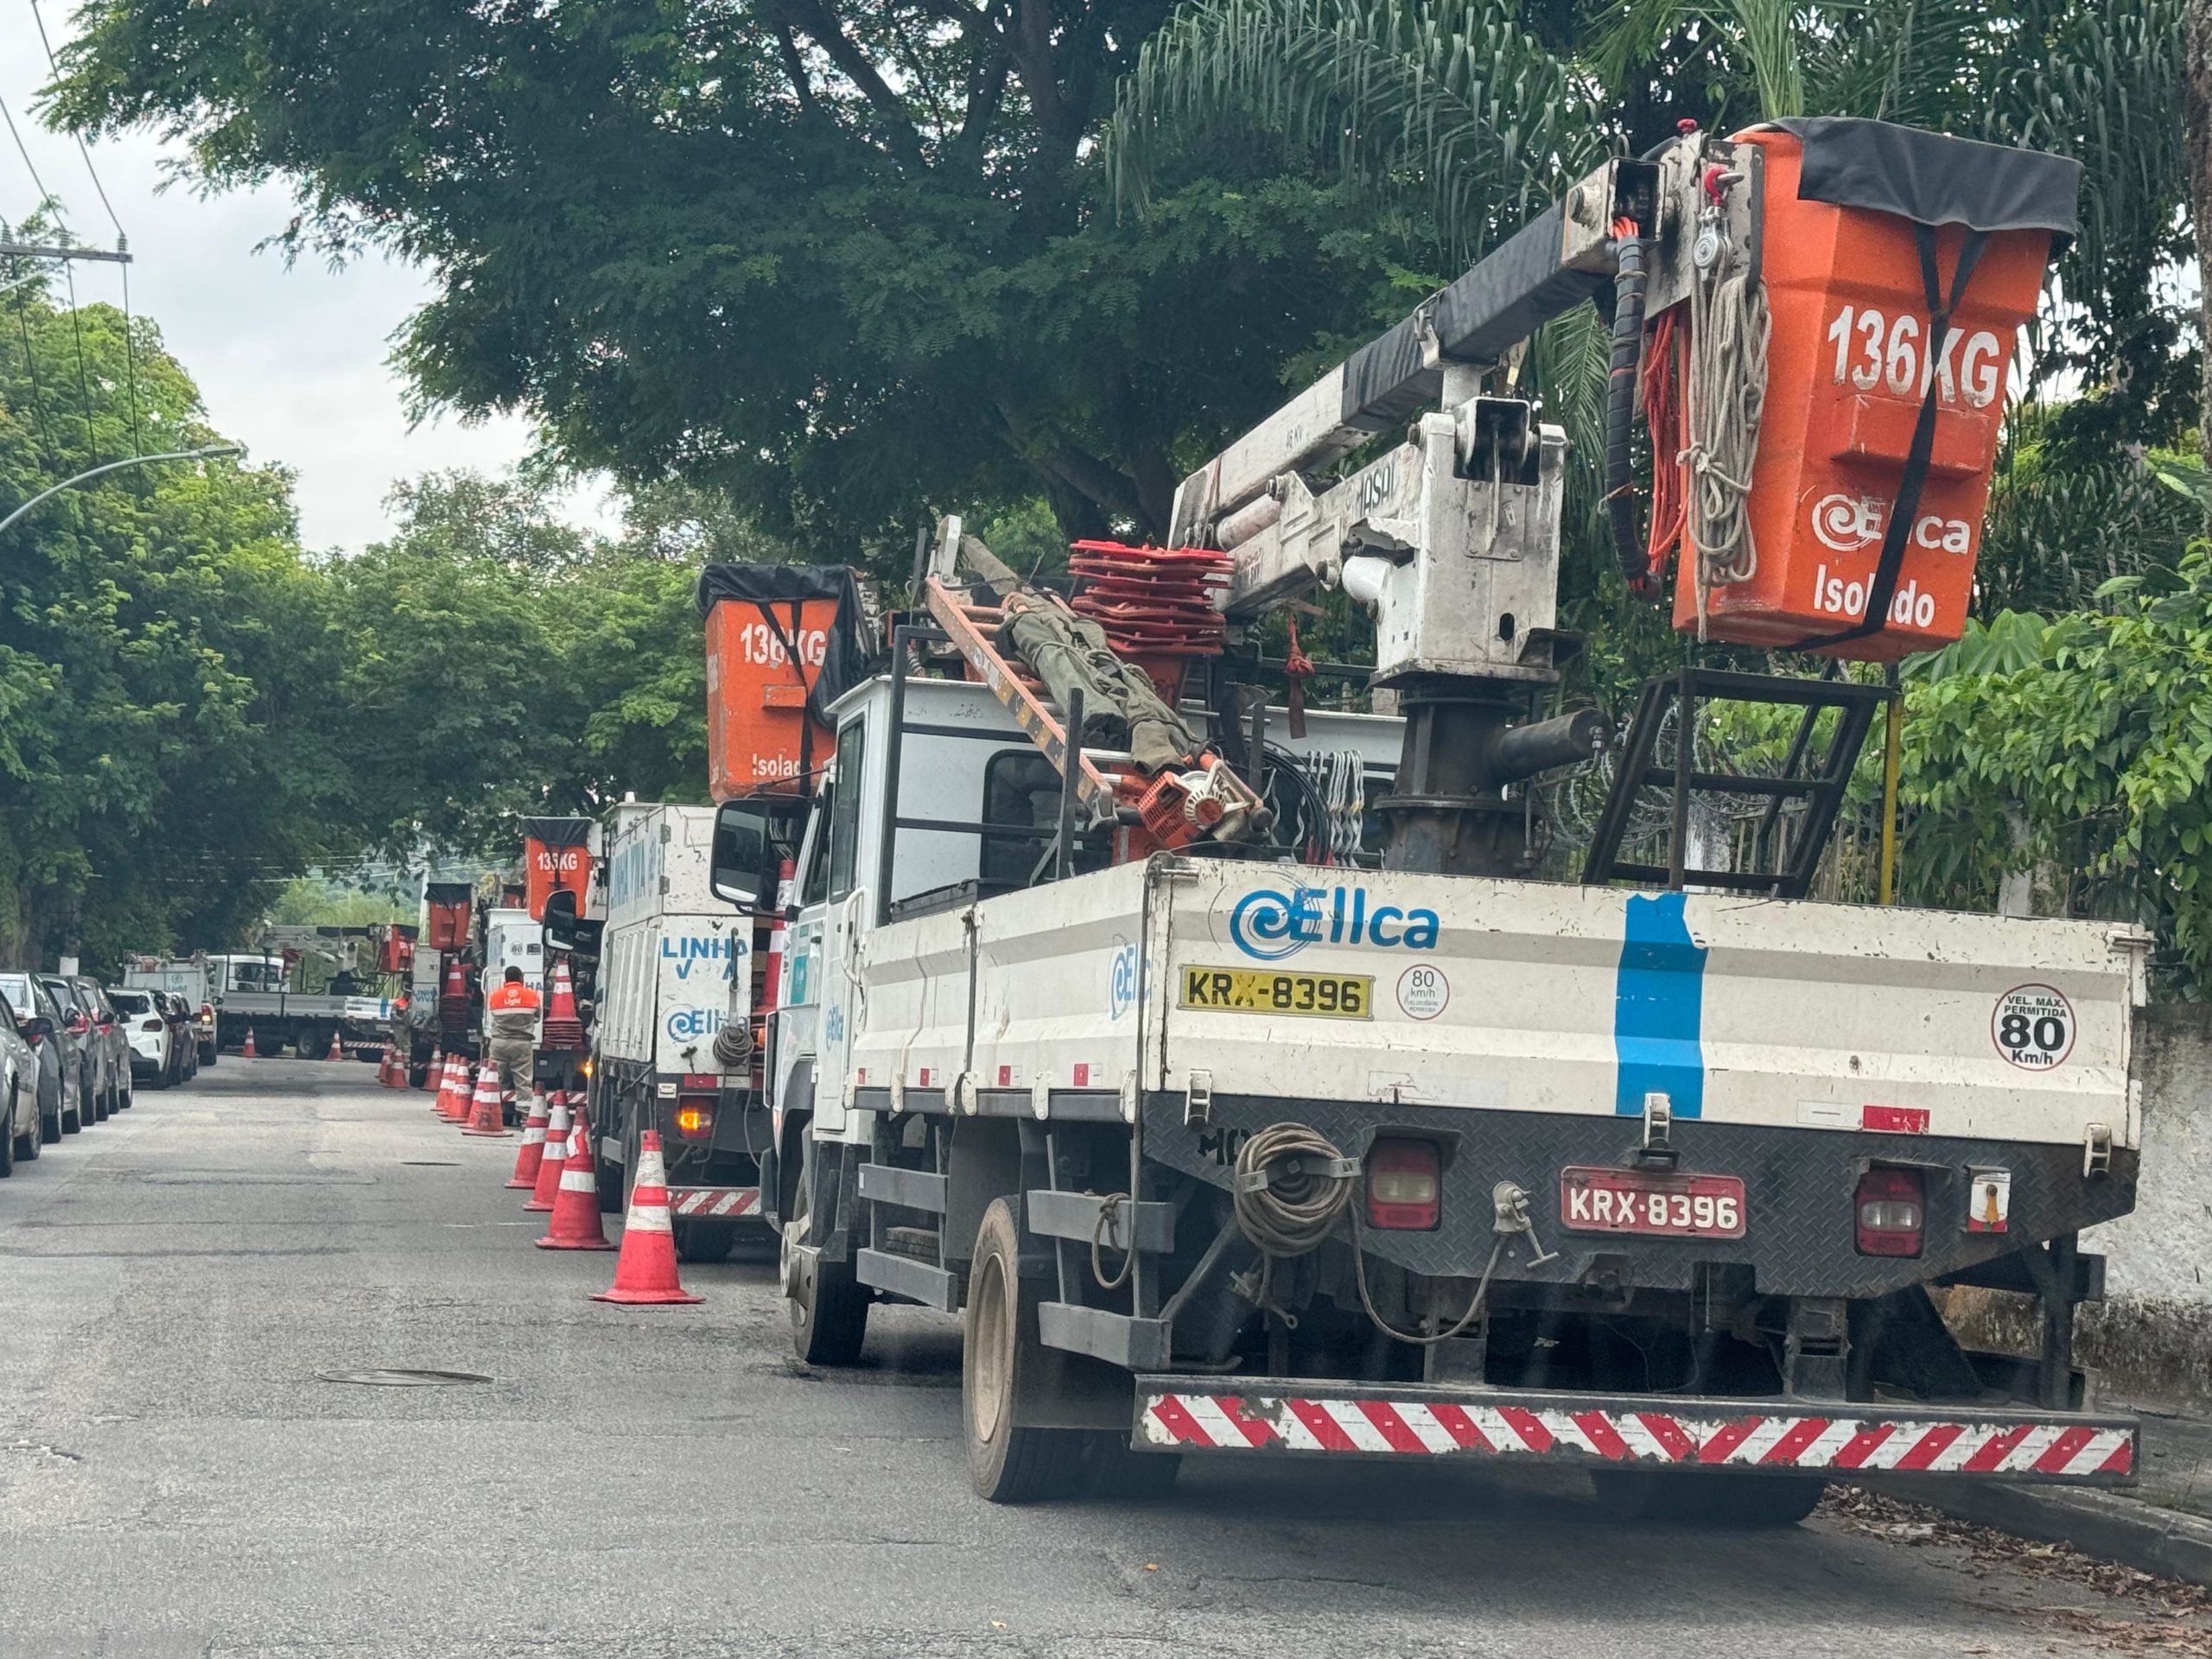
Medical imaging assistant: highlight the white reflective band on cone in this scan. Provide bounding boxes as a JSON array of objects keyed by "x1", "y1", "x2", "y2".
[
  {"x1": 629, "y1": 1203, "x2": 673, "y2": 1234},
  {"x1": 559, "y1": 1168, "x2": 595, "y2": 1192},
  {"x1": 635, "y1": 1147, "x2": 669, "y2": 1190}
]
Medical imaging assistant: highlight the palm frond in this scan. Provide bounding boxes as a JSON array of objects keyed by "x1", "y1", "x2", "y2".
[{"x1": 1108, "y1": 0, "x2": 1599, "y2": 267}]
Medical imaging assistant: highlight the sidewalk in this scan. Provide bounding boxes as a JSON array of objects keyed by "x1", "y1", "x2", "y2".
[{"x1": 1878, "y1": 1404, "x2": 2212, "y2": 1588}]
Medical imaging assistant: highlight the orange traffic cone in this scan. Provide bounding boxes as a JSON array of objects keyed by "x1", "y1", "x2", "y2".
[
  {"x1": 440, "y1": 1061, "x2": 477, "y2": 1124},
  {"x1": 378, "y1": 1042, "x2": 403, "y2": 1087},
  {"x1": 327, "y1": 1028, "x2": 345, "y2": 1062},
  {"x1": 431, "y1": 1053, "x2": 457, "y2": 1115},
  {"x1": 505, "y1": 1091, "x2": 551, "y2": 1189},
  {"x1": 422, "y1": 1046, "x2": 442, "y2": 1092},
  {"x1": 242, "y1": 1027, "x2": 257, "y2": 1058},
  {"x1": 542, "y1": 958, "x2": 585, "y2": 1051},
  {"x1": 534, "y1": 1107, "x2": 614, "y2": 1251},
  {"x1": 461, "y1": 1064, "x2": 512, "y2": 1136},
  {"x1": 593, "y1": 1131, "x2": 702, "y2": 1305},
  {"x1": 524, "y1": 1092, "x2": 572, "y2": 1212}
]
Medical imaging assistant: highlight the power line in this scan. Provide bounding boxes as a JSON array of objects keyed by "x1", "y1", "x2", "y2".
[
  {"x1": 27, "y1": 0, "x2": 123, "y2": 239},
  {"x1": 0, "y1": 92, "x2": 55, "y2": 219}
]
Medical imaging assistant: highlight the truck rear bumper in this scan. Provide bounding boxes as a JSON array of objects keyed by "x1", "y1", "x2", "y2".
[
  {"x1": 666, "y1": 1186, "x2": 761, "y2": 1222},
  {"x1": 1133, "y1": 1377, "x2": 2137, "y2": 1484}
]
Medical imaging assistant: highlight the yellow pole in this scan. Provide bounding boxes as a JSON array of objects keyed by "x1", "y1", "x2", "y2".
[{"x1": 1878, "y1": 677, "x2": 1902, "y2": 906}]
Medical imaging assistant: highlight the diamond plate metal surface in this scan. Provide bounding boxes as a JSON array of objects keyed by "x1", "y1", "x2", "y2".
[{"x1": 1140, "y1": 1090, "x2": 2138, "y2": 1297}]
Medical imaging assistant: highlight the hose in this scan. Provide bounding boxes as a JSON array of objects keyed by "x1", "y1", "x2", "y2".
[
  {"x1": 1604, "y1": 216, "x2": 1650, "y2": 595},
  {"x1": 1351, "y1": 1228, "x2": 1504, "y2": 1348},
  {"x1": 1232, "y1": 1122, "x2": 1353, "y2": 1256}
]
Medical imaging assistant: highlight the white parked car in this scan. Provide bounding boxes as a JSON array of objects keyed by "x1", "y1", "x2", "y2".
[{"x1": 108, "y1": 988, "x2": 175, "y2": 1087}]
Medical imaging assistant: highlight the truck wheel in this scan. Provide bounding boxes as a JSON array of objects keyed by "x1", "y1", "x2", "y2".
[
  {"x1": 785, "y1": 1148, "x2": 868, "y2": 1367},
  {"x1": 674, "y1": 1218, "x2": 735, "y2": 1263},
  {"x1": 1086, "y1": 1436, "x2": 1180, "y2": 1500},
  {"x1": 963, "y1": 1198, "x2": 1094, "y2": 1504},
  {"x1": 1588, "y1": 1468, "x2": 1826, "y2": 1529}
]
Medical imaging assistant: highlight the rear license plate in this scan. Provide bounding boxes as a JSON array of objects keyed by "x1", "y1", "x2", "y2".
[
  {"x1": 1179, "y1": 966, "x2": 1372, "y2": 1020},
  {"x1": 1560, "y1": 1167, "x2": 1746, "y2": 1239}
]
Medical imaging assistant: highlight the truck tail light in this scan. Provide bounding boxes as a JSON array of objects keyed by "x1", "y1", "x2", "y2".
[
  {"x1": 1366, "y1": 1138, "x2": 1440, "y2": 1230},
  {"x1": 674, "y1": 1097, "x2": 715, "y2": 1141},
  {"x1": 1855, "y1": 1166, "x2": 1924, "y2": 1256}
]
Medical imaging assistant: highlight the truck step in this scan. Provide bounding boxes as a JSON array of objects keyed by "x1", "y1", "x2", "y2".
[
  {"x1": 880, "y1": 1224, "x2": 942, "y2": 1262},
  {"x1": 855, "y1": 1247, "x2": 958, "y2": 1312}
]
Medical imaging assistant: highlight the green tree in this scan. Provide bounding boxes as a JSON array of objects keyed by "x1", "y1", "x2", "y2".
[
  {"x1": 49, "y1": 0, "x2": 1407, "y2": 552},
  {"x1": 0, "y1": 278, "x2": 361, "y2": 967}
]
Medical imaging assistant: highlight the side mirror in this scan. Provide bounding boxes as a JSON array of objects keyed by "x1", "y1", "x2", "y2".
[
  {"x1": 710, "y1": 798, "x2": 780, "y2": 911},
  {"x1": 543, "y1": 889, "x2": 582, "y2": 955},
  {"x1": 20, "y1": 1015, "x2": 51, "y2": 1043}
]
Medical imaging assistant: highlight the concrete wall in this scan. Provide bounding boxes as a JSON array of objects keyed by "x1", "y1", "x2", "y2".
[{"x1": 1950, "y1": 1003, "x2": 2212, "y2": 1408}]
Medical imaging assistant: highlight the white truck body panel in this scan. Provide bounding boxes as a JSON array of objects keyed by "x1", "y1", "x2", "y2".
[
  {"x1": 480, "y1": 908, "x2": 545, "y2": 1042},
  {"x1": 846, "y1": 857, "x2": 2145, "y2": 1150},
  {"x1": 599, "y1": 804, "x2": 752, "y2": 1072},
  {"x1": 124, "y1": 961, "x2": 213, "y2": 1007}
]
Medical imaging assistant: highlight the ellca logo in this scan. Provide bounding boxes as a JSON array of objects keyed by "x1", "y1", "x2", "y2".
[{"x1": 1230, "y1": 887, "x2": 1440, "y2": 961}]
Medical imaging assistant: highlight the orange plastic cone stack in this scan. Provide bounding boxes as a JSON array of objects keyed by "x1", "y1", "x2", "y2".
[
  {"x1": 327, "y1": 1028, "x2": 346, "y2": 1062},
  {"x1": 592, "y1": 1131, "x2": 702, "y2": 1305},
  {"x1": 534, "y1": 1107, "x2": 614, "y2": 1251},
  {"x1": 540, "y1": 958, "x2": 584, "y2": 1051},
  {"x1": 440, "y1": 1061, "x2": 478, "y2": 1124},
  {"x1": 524, "y1": 1092, "x2": 572, "y2": 1212},
  {"x1": 242, "y1": 1027, "x2": 257, "y2": 1058},
  {"x1": 432, "y1": 1054, "x2": 460, "y2": 1116},
  {"x1": 461, "y1": 1065, "x2": 512, "y2": 1137},
  {"x1": 505, "y1": 1091, "x2": 551, "y2": 1189}
]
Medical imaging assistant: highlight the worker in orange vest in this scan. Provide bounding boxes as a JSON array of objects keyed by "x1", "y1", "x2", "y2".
[{"x1": 483, "y1": 965, "x2": 542, "y2": 1100}]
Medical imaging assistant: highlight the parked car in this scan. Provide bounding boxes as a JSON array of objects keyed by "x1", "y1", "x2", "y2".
[
  {"x1": 0, "y1": 980, "x2": 43, "y2": 1173},
  {"x1": 3, "y1": 973, "x2": 82, "y2": 1135},
  {"x1": 110, "y1": 988, "x2": 176, "y2": 1088},
  {"x1": 40, "y1": 976, "x2": 111, "y2": 1123},
  {"x1": 165, "y1": 995, "x2": 200, "y2": 1082},
  {"x1": 70, "y1": 978, "x2": 133, "y2": 1111}
]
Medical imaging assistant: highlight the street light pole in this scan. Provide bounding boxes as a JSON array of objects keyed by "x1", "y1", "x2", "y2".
[{"x1": 0, "y1": 444, "x2": 246, "y2": 539}]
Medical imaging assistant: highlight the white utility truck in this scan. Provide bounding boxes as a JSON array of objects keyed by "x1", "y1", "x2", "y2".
[
  {"x1": 122, "y1": 957, "x2": 219, "y2": 1067},
  {"x1": 707, "y1": 118, "x2": 2143, "y2": 1520},
  {"x1": 588, "y1": 802, "x2": 771, "y2": 1260}
]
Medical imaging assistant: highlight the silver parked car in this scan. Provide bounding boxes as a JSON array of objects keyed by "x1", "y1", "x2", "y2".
[
  {"x1": 3, "y1": 973, "x2": 83, "y2": 1135},
  {"x1": 0, "y1": 980, "x2": 44, "y2": 1174},
  {"x1": 40, "y1": 976, "x2": 112, "y2": 1124},
  {"x1": 69, "y1": 978, "x2": 133, "y2": 1113}
]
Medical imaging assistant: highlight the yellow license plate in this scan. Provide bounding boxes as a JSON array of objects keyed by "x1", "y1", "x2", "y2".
[{"x1": 1179, "y1": 966, "x2": 1372, "y2": 1020}]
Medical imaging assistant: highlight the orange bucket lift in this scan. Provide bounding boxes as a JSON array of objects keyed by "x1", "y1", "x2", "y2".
[{"x1": 1648, "y1": 118, "x2": 2076, "y2": 659}]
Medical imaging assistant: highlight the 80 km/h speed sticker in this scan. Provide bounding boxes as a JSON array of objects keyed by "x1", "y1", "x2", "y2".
[{"x1": 1993, "y1": 983, "x2": 2075, "y2": 1071}]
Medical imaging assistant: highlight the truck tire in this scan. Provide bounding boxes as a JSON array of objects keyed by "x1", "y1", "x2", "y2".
[
  {"x1": 1588, "y1": 1468, "x2": 1826, "y2": 1529},
  {"x1": 673, "y1": 1218, "x2": 735, "y2": 1263},
  {"x1": 1084, "y1": 1436, "x2": 1180, "y2": 1500},
  {"x1": 785, "y1": 1146, "x2": 868, "y2": 1367},
  {"x1": 963, "y1": 1198, "x2": 1094, "y2": 1504}
]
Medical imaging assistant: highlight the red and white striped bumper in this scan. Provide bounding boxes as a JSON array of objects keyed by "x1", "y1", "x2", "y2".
[
  {"x1": 1135, "y1": 1380, "x2": 2136, "y2": 1484},
  {"x1": 667, "y1": 1187, "x2": 761, "y2": 1221}
]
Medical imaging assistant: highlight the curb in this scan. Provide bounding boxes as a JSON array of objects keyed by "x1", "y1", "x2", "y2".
[{"x1": 1875, "y1": 1476, "x2": 2212, "y2": 1591}]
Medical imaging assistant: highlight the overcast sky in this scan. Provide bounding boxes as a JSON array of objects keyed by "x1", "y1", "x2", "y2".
[{"x1": 0, "y1": 5, "x2": 614, "y2": 552}]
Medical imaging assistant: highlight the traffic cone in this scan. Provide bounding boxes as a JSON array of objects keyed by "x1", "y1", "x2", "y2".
[
  {"x1": 327, "y1": 1028, "x2": 345, "y2": 1062},
  {"x1": 242, "y1": 1027, "x2": 257, "y2": 1058},
  {"x1": 421, "y1": 1046, "x2": 442, "y2": 1092},
  {"x1": 524, "y1": 1092, "x2": 572, "y2": 1212},
  {"x1": 378, "y1": 1042, "x2": 404, "y2": 1087},
  {"x1": 432, "y1": 1054, "x2": 458, "y2": 1116},
  {"x1": 505, "y1": 1091, "x2": 551, "y2": 1189},
  {"x1": 440, "y1": 1061, "x2": 477, "y2": 1124},
  {"x1": 461, "y1": 1065, "x2": 512, "y2": 1136},
  {"x1": 534, "y1": 1108, "x2": 614, "y2": 1251},
  {"x1": 541, "y1": 958, "x2": 584, "y2": 1051},
  {"x1": 592, "y1": 1131, "x2": 702, "y2": 1305}
]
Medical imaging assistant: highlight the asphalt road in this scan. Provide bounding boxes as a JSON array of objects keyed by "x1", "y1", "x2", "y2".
[{"x1": 0, "y1": 1059, "x2": 2200, "y2": 1658}]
